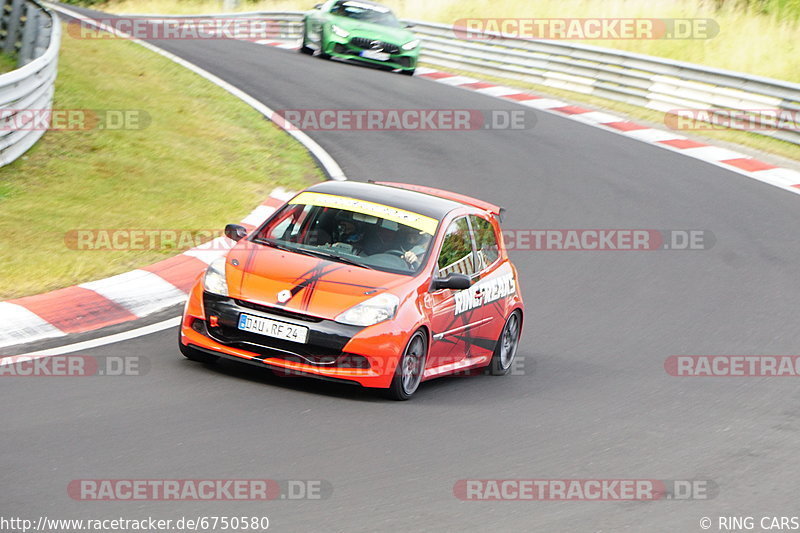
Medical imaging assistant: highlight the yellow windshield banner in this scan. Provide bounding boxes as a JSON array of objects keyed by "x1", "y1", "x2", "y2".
[{"x1": 290, "y1": 192, "x2": 439, "y2": 235}]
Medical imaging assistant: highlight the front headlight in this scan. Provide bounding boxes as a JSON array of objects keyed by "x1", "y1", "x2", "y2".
[
  {"x1": 331, "y1": 24, "x2": 350, "y2": 38},
  {"x1": 335, "y1": 293, "x2": 399, "y2": 327},
  {"x1": 203, "y1": 256, "x2": 229, "y2": 296},
  {"x1": 401, "y1": 39, "x2": 420, "y2": 50}
]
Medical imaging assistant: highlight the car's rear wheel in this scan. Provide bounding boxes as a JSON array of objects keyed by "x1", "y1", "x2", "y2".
[
  {"x1": 386, "y1": 330, "x2": 427, "y2": 400},
  {"x1": 299, "y1": 25, "x2": 314, "y2": 55},
  {"x1": 179, "y1": 339, "x2": 219, "y2": 364},
  {"x1": 488, "y1": 311, "x2": 521, "y2": 375}
]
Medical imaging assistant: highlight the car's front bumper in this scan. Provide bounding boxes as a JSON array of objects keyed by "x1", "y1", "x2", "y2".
[
  {"x1": 179, "y1": 285, "x2": 409, "y2": 389},
  {"x1": 324, "y1": 34, "x2": 418, "y2": 71}
]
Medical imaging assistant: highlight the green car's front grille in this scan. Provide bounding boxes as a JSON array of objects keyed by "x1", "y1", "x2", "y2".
[{"x1": 348, "y1": 37, "x2": 401, "y2": 54}]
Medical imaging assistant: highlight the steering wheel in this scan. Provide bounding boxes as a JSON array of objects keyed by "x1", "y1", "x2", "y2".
[{"x1": 386, "y1": 249, "x2": 419, "y2": 267}]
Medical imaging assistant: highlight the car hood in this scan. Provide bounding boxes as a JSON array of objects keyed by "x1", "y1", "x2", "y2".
[
  {"x1": 332, "y1": 17, "x2": 414, "y2": 44},
  {"x1": 225, "y1": 243, "x2": 410, "y2": 319}
]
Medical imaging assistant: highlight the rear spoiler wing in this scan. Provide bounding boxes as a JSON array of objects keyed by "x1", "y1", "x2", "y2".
[{"x1": 372, "y1": 181, "x2": 505, "y2": 221}]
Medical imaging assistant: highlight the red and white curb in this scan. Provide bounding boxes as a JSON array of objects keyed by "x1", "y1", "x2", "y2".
[
  {"x1": 411, "y1": 67, "x2": 800, "y2": 195},
  {"x1": 0, "y1": 189, "x2": 294, "y2": 349}
]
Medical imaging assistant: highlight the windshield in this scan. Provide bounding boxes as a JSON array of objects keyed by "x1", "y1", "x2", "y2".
[
  {"x1": 253, "y1": 192, "x2": 437, "y2": 275},
  {"x1": 331, "y1": 1, "x2": 401, "y2": 28}
]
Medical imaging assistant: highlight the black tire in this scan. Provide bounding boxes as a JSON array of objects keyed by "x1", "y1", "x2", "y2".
[
  {"x1": 299, "y1": 23, "x2": 314, "y2": 55},
  {"x1": 400, "y1": 68, "x2": 415, "y2": 76},
  {"x1": 385, "y1": 330, "x2": 428, "y2": 400},
  {"x1": 179, "y1": 340, "x2": 219, "y2": 364},
  {"x1": 488, "y1": 311, "x2": 521, "y2": 376}
]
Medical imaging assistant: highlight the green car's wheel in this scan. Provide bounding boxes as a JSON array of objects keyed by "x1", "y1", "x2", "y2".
[
  {"x1": 299, "y1": 25, "x2": 314, "y2": 55},
  {"x1": 318, "y1": 29, "x2": 332, "y2": 59},
  {"x1": 400, "y1": 68, "x2": 415, "y2": 76}
]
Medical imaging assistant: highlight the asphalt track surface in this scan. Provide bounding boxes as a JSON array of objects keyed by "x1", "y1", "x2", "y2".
[{"x1": 4, "y1": 7, "x2": 800, "y2": 532}]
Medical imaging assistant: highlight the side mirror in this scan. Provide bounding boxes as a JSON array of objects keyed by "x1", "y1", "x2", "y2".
[
  {"x1": 225, "y1": 224, "x2": 248, "y2": 242},
  {"x1": 432, "y1": 273, "x2": 471, "y2": 291}
]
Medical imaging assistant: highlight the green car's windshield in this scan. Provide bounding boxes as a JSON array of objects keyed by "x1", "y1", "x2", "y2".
[
  {"x1": 330, "y1": 0, "x2": 401, "y2": 28},
  {"x1": 253, "y1": 192, "x2": 438, "y2": 275}
]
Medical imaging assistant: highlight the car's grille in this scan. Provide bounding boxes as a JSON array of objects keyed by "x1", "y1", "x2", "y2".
[
  {"x1": 210, "y1": 323, "x2": 339, "y2": 359},
  {"x1": 235, "y1": 299, "x2": 323, "y2": 323},
  {"x1": 333, "y1": 43, "x2": 350, "y2": 54},
  {"x1": 201, "y1": 292, "x2": 365, "y2": 366},
  {"x1": 206, "y1": 323, "x2": 369, "y2": 368},
  {"x1": 349, "y1": 37, "x2": 400, "y2": 54}
]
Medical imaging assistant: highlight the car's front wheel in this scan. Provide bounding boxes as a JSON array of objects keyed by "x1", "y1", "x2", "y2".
[
  {"x1": 400, "y1": 68, "x2": 415, "y2": 76},
  {"x1": 386, "y1": 330, "x2": 428, "y2": 400},
  {"x1": 318, "y1": 29, "x2": 332, "y2": 59},
  {"x1": 488, "y1": 310, "x2": 521, "y2": 375}
]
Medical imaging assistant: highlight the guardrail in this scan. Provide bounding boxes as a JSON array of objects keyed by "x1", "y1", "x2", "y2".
[
  {"x1": 409, "y1": 20, "x2": 800, "y2": 146},
  {"x1": 0, "y1": 0, "x2": 60, "y2": 166},
  {"x1": 186, "y1": 11, "x2": 798, "y2": 146}
]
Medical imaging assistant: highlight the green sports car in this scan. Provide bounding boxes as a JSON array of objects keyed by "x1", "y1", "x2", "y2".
[{"x1": 300, "y1": 0, "x2": 421, "y2": 75}]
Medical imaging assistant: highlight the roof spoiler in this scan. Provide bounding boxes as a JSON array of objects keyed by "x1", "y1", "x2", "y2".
[{"x1": 371, "y1": 181, "x2": 505, "y2": 221}]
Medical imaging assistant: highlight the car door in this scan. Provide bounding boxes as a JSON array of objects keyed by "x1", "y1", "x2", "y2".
[
  {"x1": 467, "y1": 214, "x2": 506, "y2": 359},
  {"x1": 426, "y1": 217, "x2": 482, "y2": 370}
]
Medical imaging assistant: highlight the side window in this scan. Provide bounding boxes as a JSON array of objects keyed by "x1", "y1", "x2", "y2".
[
  {"x1": 470, "y1": 216, "x2": 500, "y2": 270},
  {"x1": 330, "y1": 0, "x2": 345, "y2": 14},
  {"x1": 437, "y1": 218, "x2": 476, "y2": 277}
]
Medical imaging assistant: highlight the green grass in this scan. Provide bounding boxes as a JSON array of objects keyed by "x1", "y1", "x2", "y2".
[
  {"x1": 0, "y1": 52, "x2": 17, "y2": 74},
  {"x1": 0, "y1": 24, "x2": 321, "y2": 299}
]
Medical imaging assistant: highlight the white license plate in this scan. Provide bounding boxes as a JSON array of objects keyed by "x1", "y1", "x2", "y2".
[
  {"x1": 237, "y1": 313, "x2": 309, "y2": 344},
  {"x1": 360, "y1": 49, "x2": 390, "y2": 61}
]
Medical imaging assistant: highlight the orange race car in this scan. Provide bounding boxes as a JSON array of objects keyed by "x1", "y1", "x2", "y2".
[{"x1": 179, "y1": 181, "x2": 524, "y2": 399}]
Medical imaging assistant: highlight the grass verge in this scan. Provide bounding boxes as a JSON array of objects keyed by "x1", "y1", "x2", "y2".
[
  {"x1": 0, "y1": 23, "x2": 321, "y2": 299},
  {"x1": 0, "y1": 53, "x2": 17, "y2": 74}
]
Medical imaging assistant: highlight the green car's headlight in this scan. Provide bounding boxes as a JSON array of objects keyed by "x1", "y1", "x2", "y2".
[
  {"x1": 331, "y1": 24, "x2": 350, "y2": 38},
  {"x1": 203, "y1": 256, "x2": 229, "y2": 296},
  {"x1": 335, "y1": 293, "x2": 399, "y2": 327},
  {"x1": 401, "y1": 39, "x2": 420, "y2": 51}
]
